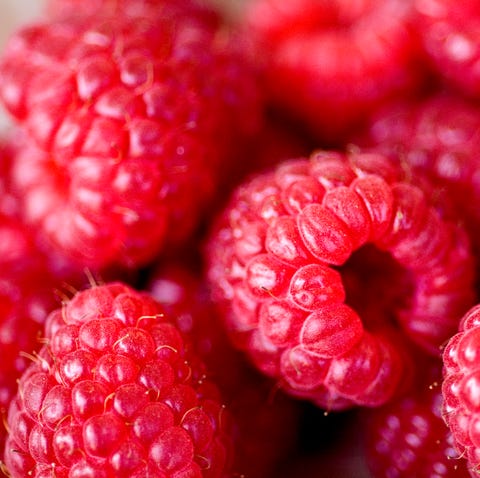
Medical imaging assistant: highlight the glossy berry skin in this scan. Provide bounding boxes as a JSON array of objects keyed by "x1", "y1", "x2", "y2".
[
  {"x1": 3, "y1": 282, "x2": 233, "y2": 478},
  {"x1": 0, "y1": 2, "x2": 261, "y2": 269},
  {"x1": 206, "y1": 150, "x2": 475, "y2": 409},
  {"x1": 354, "y1": 92, "x2": 480, "y2": 259},
  {"x1": 365, "y1": 359, "x2": 470, "y2": 477},
  {"x1": 147, "y1": 261, "x2": 300, "y2": 478},
  {"x1": 245, "y1": 0, "x2": 424, "y2": 142},
  {"x1": 442, "y1": 305, "x2": 480, "y2": 475},
  {"x1": 414, "y1": 0, "x2": 480, "y2": 98}
]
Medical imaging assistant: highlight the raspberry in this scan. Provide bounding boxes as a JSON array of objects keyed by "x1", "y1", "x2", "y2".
[
  {"x1": 414, "y1": 0, "x2": 480, "y2": 98},
  {"x1": 3, "y1": 282, "x2": 233, "y2": 477},
  {"x1": 365, "y1": 357, "x2": 469, "y2": 477},
  {"x1": 353, "y1": 92, "x2": 480, "y2": 259},
  {"x1": 244, "y1": 0, "x2": 424, "y2": 142},
  {"x1": 0, "y1": 2, "x2": 261, "y2": 269},
  {"x1": 441, "y1": 304, "x2": 480, "y2": 474},
  {"x1": 147, "y1": 260, "x2": 300, "y2": 478},
  {"x1": 205, "y1": 150, "x2": 475, "y2": 409}
]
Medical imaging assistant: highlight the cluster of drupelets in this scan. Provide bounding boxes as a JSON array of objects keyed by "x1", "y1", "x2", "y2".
[{"x1": 1, "y1": 0, "x2": 480, "y2": 477}]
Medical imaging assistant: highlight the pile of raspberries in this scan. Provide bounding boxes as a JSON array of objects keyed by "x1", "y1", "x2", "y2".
[{"x1": 1, "y1": 0, "x2": 480, "y2": 476}]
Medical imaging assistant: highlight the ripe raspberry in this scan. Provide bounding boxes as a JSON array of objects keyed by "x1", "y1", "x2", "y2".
[
  {"x1": 0, "y1": 2, "x2": 261, "y2": 269},
  {"x1": 441, "y1": 304, "x2": 480, "y2": 475},
  {"x1": 244, "y1": 0, "x2": 424, "y2": 142},
  {"x1": 353, "y1": 92, "x2": 480, "y2": 259},
  {"x1": 365, "y1": 358, "x2": 469, "y2": 477},
  {"x1": 3, "y1": 282, "x2": 233, "y2": 477},
  {"x1": 206, "y1": 150, "x2": 475, "y2": 409},
  {"x1": 414, "y1": 0, "x2": 480, "y2": 98},
  {"x1": 147, "y1": 260, "x2": 300, "y2": 478}
]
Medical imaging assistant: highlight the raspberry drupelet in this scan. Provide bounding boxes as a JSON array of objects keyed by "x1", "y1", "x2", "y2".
[
  {"x1": 0, "y1": 0, "x2": 261, "y2": 270},
  {"x1": 3, "y1": 282, "x2": 234, "y2": 478},
  {"x1": 205, "y1": 150, "x2": 475, "y2": 410},
  {"x1": 442, "y1": 304, "x2": 480, "y2": 476}
]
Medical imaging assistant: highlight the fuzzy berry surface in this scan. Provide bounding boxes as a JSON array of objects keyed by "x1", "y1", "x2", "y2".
[
  {"x1": 0, "y1": 1, "x2": 261, "y2": 270},
  {"x1": 365, "y1": 357, "x2": 469, "y2": 477},
  {"x1": 147, "y1": 260, "x2": 300, "y2": 478},
  {"x1": 353, "y1": 92, "x2": 480, "y2": 260},
  {"x1": 414, "y1": 0, "x2": 480, "y2": 98},
  {"x1": 244, "y1": 0, "x2": 424, "y2": 143},
  {"x1": 3, "y1": 282, "x2": 233, "y2": 478},
  {"x1": 205, "y1": 150, "x2": 475, "y2": 410},
  {"x1": 442, "y1": 304, "x2": 480, "y2": 476}
]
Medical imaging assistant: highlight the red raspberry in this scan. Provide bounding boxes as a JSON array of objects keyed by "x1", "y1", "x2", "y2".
[
  {"x1": 414, "y1": 0, "x2": 480, "y2": 98},
  {"x1": 441, "y1": 304, "x2": 480, "y2": 474},
  {"x1": 0, "y1": 2, "x2": 261, "y2": 269},
  {"x1": 147, "y1": 260, "x2": 300, "y2": 478},
  {"x1": 365, "y1": 358, "x2": 469, "y2": 477},
  {"x1": 205, "y1": 150, "x2": 475, "y2": 409},
  {"x1": 354, "y1": 92, "x2": 480, "y2": 259},
  {"x1": 3, "y1": 282, "x2": 233, "y2": 477},
  {"x1": 244, "y1": 0, "x2": 424, "y2": 142}
]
